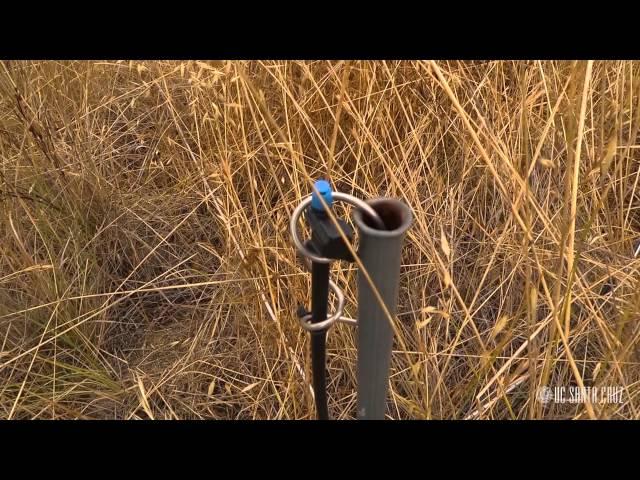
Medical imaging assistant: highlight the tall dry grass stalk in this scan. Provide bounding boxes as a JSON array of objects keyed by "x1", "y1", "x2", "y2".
[{"x1": 0, "y1": 60, "x2": 639, "y2": 419}]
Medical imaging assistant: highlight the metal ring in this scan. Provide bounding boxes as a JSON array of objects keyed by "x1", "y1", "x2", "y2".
[
  {"x1": 289, "y1": 192, "x2": 385, "y2": 264},
  {"x1": 299, "y1": 314, "x2": 358, "y2": 330},
  {"x1": 337, "y1": 316, "x2": 358, "y2": 326},
  {"x1": 297, "y1": 278, "x2": 346, "y2": 332}
]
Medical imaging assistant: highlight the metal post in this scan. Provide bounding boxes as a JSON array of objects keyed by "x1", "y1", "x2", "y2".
[
  {"x1": 309, "y1": 256, "x2": 330, "y2": 420},
  {"x1": 307, "y1": 180, "x2": 333, "y2": 420},
  {"x1": 290, "y1": 180, "x2": 388, "y2": 421},
  {"x1": 353, "y1": 198, "x2": 412, "y2": 420}
]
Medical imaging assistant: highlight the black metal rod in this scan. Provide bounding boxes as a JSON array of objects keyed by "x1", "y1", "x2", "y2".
[{"x1": 310, "y1": 260, "x2": 330, "y2": 420}]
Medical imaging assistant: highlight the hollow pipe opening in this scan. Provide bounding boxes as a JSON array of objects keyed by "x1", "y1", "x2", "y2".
[{"x1": 353, "y1": 198, "x2": 412, "y2": 237}]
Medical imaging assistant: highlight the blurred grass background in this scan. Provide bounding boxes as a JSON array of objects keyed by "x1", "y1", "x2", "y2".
[{"x1": 0, "y1": 60, "x2": 638, "y2": 419}]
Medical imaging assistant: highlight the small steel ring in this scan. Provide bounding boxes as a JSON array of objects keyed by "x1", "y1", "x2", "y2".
[
  {"x1": 289, "y1": 192, "x2": 385, "y2": 264},
  {"x1": 297, "y1": 279, "x2": 346, "y2": 332},
  {"x1": 337, "y1": 316, "x2": 358, "y2": 326},
  {"x1": 299, "y1": 314, "x2": 358, "y2": 331}
]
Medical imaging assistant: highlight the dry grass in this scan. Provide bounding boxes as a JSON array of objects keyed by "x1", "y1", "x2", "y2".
[{"x1": 1, "y1": 60, "x2": 639, "y2": 419}]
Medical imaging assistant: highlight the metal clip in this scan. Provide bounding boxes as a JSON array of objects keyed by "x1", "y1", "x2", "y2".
[{"x1": 290, "y1": 190, "x2": 384, "y2": 332}]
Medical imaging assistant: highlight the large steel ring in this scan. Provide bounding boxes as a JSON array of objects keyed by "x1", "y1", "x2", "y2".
[{"x1": 289, "y1": 192, "x2": 385, "y2": 264}]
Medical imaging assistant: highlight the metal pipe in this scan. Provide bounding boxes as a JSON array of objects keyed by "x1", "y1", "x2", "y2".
[{"x1": 353, "y1": 198, "x2": 412, "y2": 420}]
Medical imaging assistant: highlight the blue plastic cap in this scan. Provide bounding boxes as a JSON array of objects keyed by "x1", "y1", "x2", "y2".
[{"x1": 311, "y1": 179, "x2": 333, "y2": 212}]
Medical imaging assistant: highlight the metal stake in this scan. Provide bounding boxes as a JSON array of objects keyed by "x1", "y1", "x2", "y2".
[{"x1": 290, "y1": 180, "x2": 388, "y2": 420}]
